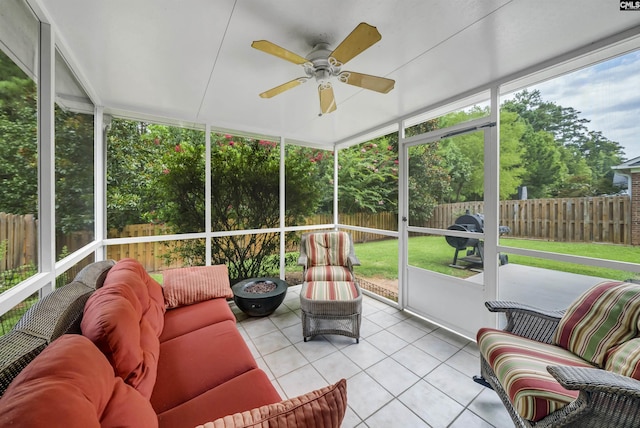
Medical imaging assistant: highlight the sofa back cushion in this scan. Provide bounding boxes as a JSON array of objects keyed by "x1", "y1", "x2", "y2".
[
  {"x1": 106, "y1": 258, "x2": 166, "y2": 335},
  {"x1": 305, "y1": 231, "x2": 351, "y2": 267},
  {"x1": 553, "y1": 280, "x2": 640, "y2": 367},
  {"x1": 81, "y1": 258, "x2": 165, "y2": 399},
  {"x1": 0, "y1": 335, "x2": 157, "y2": 428}
]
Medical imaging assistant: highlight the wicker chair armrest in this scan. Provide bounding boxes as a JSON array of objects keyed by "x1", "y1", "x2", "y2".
[
  {"x1": 485, "y1": 301, "x2": 565, "y2": 343},
  {"x1": 297, "y1": 255, "x2": 307, "y2": 267},
  {"x1": 485, "y1": 301, "x2": 565, "y2": 319},
  {"x1": 548, "y1": 365, "x2": 640, "y2": 399},
  {"x1": 348, "y1": 255, "x2": 361, "y2": 267}
]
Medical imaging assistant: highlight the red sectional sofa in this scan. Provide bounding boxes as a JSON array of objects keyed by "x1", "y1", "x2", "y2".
[{"x1": 0, "y1": 259, "x2": 347, "y2": 427}]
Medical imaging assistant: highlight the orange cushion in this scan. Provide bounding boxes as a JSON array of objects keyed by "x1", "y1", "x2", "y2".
[
  {"x1": 107, "y1": 258, "x2": 166, "y2": 336},
  {"x1": 157, "y1": 369, "x2": 281, "y2": 428},
  {"x1": 151, "y1": 320, "x2": 258, "y2": 414},
  {"x1": 0, "y1": 335, "x2": 157, "y2": 428},
  {"x1": 160, "y1": 298, "x2": 236, "y2": 342},
  {"x1": 196, "y1": 379, "x2": 347, "y2": 428},
  {"x1": 163, "y1": 265, "x2": 233, "y2": 309},
  {"x1": 81, "y1": 282, "x2": 160, "y2": 399}
]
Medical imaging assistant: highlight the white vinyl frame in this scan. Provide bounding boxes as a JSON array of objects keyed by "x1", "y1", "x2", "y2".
[
  {"x1": 400, "y1": 107, "x2": 498, "y2": 339},
  {"x1": 2, "y1": 0, "x2": 640, "y2": 334}
]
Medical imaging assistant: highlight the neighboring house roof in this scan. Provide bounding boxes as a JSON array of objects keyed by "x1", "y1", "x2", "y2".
[{"x1": 612, "y1": 156, "x2": 640, "y2": 173}]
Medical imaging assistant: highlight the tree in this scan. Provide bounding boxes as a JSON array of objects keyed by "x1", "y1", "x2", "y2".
[
  {"x1": 106, "y1": 119, "x2": 169, "y2": 231},
  {"x1": 502, "y1": 90, "x2": 589, "y2": 146},
  {"x1": 337, "y1": 138, "x2": 398, "y2": 214},
  {"x1": 407, "y1": 141, "x2": 451, "y2": 225},
  {"x1": 150, "y1": 133, "x2": 322, "y2": 279},
  {"x1": 0, "y1": 51, "x2": 38, "y2": 216},
  {"x1": 435, "y1": 108, "x2": 525, "y2": 201},
  {"x1": 502, "y1": 89, "x2": 625, "y2": 197},
  {"x1": 581, "y1": 130, "x2": 626, "y2": 195},
  {"x1": 519, "y1": 129, "x2": 567, "y2": 198},
  {"x1": 55, "y1": 106, "x2": 95, "y2": 234}
]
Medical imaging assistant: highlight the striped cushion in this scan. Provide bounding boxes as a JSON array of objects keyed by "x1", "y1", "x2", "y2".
[
  {"x1": 304, "y1": 266, "x2": 354, "y2": 282},
  {"x1": 478, "y1": 328, "x2": 594, "y2": 422},
  {"x1": 196, "y1": 379, "x2": 347, "y2": 428},
  {"x1": 605, "y1": 338, "x2": 640, "y2": 379},
  {"x1": 163, "y1": 265, "x2": 233, "y2": 309},
  {"x1": 305, "y1": 232, "x2": 351, "y2": 267},
  {"x1": 304, "y1": 281, "x2": 359, "y2": 301},
  {"x1": 553, "y1": 281, "x2": 640, "y2": 366}
]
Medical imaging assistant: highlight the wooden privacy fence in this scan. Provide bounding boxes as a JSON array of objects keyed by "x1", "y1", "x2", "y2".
[
  {"x1": 425, "y1": 195, "x2": 632, "y2": 245},
  {"x1": 307, "y1": 212, "x2": 398, "y2": 244},
  {"x1": 0, "y1": 213, "x2": 37, "y2": 272},
  {"x1": 106, "y1": 224, "x2": 182, "y2": 273},
  {"x1": 1, "y1": 196, "x2": 632, "y2": 272}
]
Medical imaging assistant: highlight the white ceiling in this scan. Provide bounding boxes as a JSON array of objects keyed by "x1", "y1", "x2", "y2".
[{"x1": 35, "y1": 0, "x2": 640, "y2": 147}]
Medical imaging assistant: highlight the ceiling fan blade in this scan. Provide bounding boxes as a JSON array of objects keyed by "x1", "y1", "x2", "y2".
[
  {"x1": 330, "y1": 22, "x2": 381, "y2": 66},
  {"x1": 319, "y1": 85, "x2": 336, "y2": 114},
  {"x1": 259, "y1": 78, "x2": 308, "y2": 98},
  {"x1": 339, "y1": 71, "x2": 395, "y2": 94},
  {"x1": 251, "y1": 40, "x2": 308, "y2": 65}
]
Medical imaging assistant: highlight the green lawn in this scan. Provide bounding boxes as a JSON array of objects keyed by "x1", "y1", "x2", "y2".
[{"x1": 350, "y1": 236, "x2": 640, "y2": 282}]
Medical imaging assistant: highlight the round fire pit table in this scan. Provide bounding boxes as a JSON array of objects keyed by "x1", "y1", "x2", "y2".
[{"x1": 232, "y1": 277, "x2": 288, "y2": 317}]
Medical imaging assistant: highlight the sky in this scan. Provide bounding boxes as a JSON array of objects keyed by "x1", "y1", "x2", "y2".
[{"x1": 520, "y1": 50, "x2": 640, "y2": 161}]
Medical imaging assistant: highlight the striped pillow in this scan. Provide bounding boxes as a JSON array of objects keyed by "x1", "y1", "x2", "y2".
[
  {"x1": 162, "y1": 265, "x2": 233, "y2": 309},
  {"x1": 553, "y1": 281, "x2": 640, "y2": 366},
  {"x1": 304, "y1": 281, "x2": 359, "y2": 301},
  {"x1": 478, "y1": 328, "x2": 594, "y2": 422},
  {"x1": 306, "y1": 232, "x2": 351, "y2": 267},
  {"x1": 304, "y1": 266, "x2": 354, "y2": 282},
  {"x1": 196, "y1": 379, "x2": 347, "y2": 428},
  {"x1": 605, "y1": 338, "x2": 640, "y2": 379}
]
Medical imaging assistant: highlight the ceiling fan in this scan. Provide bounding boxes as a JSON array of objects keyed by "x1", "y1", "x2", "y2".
[{"x1": 251, "y1": 22, "x2": 395, "y2": 115}]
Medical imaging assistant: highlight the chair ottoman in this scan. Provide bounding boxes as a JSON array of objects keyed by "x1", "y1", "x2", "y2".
[{"x1": 300, "y1": 280, "x2": 362, "y2": 343}]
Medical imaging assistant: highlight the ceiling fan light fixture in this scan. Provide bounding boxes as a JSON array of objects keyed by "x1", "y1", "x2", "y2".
[{"x1": 315, "y1": 68, "x2": 332, "y2": 86}]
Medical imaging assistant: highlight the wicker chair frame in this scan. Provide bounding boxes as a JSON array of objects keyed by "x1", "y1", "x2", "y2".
[
  {"x1": 477, "y1": 301, "x2": 640, "y2": 427},
  {"x1": 0, "y1": 260, "x2": 115, "y2": 396},
  {"x1": 298, "y1": 231, "x2": 362, "y2": 343}
]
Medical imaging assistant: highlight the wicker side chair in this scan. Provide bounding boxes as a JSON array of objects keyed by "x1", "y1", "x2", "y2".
[
  {"x1": 298, "y1": 231, "x2": 362, "y2": 343},
  {"x1": 475, "y1": 292, "x2": 640, "y2": 428}
]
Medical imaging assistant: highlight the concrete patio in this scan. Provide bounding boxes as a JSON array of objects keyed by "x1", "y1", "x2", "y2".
[{"x1": 467, "y1": 263, "x2": 609, "y2": 311}]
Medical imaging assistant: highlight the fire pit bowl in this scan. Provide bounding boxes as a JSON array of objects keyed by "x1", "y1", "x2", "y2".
[{"x1": 232, "y1": 277, "x2": 288, "y2": 317}]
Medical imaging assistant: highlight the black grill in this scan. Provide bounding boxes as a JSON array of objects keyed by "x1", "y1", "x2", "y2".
[{"x1": 444, "y1": 211, "x2": 510, "y2": 269}]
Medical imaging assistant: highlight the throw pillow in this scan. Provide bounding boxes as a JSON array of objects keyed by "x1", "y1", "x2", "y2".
[
  {"x1": 305, "y1": 232, "x2": 351, "y2": 267},
  {"x1": 553, "y1": 280, "x2": 640, "y2": 366},
  {"x1": 195, "y1": 378, "x2": 347, "y2": 428},
  {"x1": 605, "y1": 338, "x2": 640, "y2": 379},
  {"x1": 163, "y1": 265, "x2": 233, "y2": 309}
]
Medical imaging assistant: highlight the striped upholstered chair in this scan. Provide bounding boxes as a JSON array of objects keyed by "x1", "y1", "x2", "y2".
[
  {"x1": 475, "y1": 280, "x2": 640, "y2": 427},
  {"x1": 298, "y1": 231, "x2": 362, "y2": 343}
]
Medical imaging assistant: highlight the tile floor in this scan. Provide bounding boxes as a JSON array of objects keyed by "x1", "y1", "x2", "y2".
[{"x1": 230, "y1": 284, "x2": 514, "y2": 428}]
